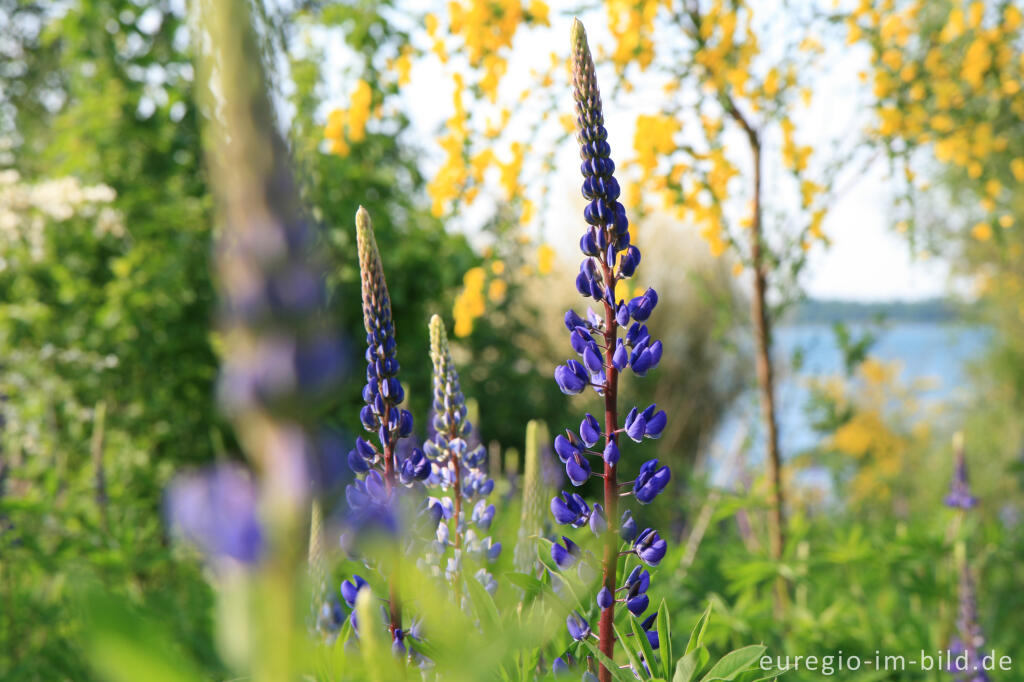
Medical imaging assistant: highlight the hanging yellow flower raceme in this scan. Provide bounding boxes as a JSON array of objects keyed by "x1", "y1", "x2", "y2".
[
  {"x1": 606, "y1": 0, "x2": 658, "y2": 70},
  {"x1": 499, "y1": 142, "x2": 525, "y2": 201},
  {"x1": 323, "y1": 79, "x2": 374, "y2": 157},
  {"x1": 427, "y1": 74, "x2": 470, "y2": 217},
  {"x1": 536, "y1": 243, "x2": 555, "y2": 275},
  {"x1": 453, "y1": 266, "x2": 487, "y2": 337},
  {"x1": 633, "y1": 114, "x2": 680, "y2": 179}
]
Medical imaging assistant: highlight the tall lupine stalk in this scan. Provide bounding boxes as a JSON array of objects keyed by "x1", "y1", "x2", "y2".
[
  {"x1": 550, "y1": 20, "x2": 670, "y2": 681},
  {"x1": 194, "y1": 0, "x2": 348, "y2": 676},
  {"x1": 945, "y1": 434, "x2": 988, "y2": 682},
  {"x1": 424, "y1": 315, "x2": 499, "y2": 595},
  {"x1": 346, "y1": 206, "x2": 430, "y2": 645}
]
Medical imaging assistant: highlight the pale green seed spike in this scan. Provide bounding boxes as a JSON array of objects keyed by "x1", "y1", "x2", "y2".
[
  {"x1": 488, "y1": 441, "x2": 502, "y2": 481},
  {"x1": 515, "y1": 419, "x2": 549, "y2": 574},
  {"x1": 569, "y1": 18, "x2": 603, "y2": 133},
  {"x1": 505, "y1": 447, "x2": 520, "y2": 476},
  {"x1": 308, "y1": 499, "x2": 325, "y2": 612},
  {"x1": 429, "y1": 313, "x2": 448, "y2": 379},
  {"x1": 355, "y1": 206, "x2": 393, "y2": 337},
  {"x1": 429, "y1": 314, "x2": 466, "y2": 441}
]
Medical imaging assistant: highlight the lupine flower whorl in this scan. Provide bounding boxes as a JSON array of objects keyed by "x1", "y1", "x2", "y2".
[{"x1": 422, "y1": 315, "x2": 499, "y2": 593}]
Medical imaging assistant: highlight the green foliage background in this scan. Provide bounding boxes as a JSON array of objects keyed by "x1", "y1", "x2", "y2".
[{"x1": 0, "y1": 1, "x2": 1023, "y2": 681}]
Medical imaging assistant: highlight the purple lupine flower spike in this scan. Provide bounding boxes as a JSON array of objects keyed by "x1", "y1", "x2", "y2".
[
  {"x1": 546, "y1": 18, "x2": 671, "y2": 675},
  {"x1": 348, "y1": 206, "x2": 428, "y2": 644},
  {"x1": 423, "y1": 315, "x2": 498, "y2": 590},
  {"x1": 945, "y1": 433, "x2": 988, "y2": 682},
  {"x1": 347, "y1": 207, "x2": 422, "y2": 521},
  {"x1": 948, "y1": 567, "x2": 989, "y2": 681},
  {"x1": 945, "y1": 434, "x2": 978, "y2": 510}
]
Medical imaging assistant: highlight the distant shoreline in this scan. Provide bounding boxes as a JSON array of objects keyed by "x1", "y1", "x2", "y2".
[{"x1": 784, "y1": 297, "x2": 962, "y2": 325}]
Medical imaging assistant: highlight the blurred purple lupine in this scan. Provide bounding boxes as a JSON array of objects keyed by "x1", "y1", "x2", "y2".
[
  {"x1": 945, "y1": 443, "x2": 978, "y2": 510},
  {"x1": 174, "y1": 0, "x2": 349, "y2": 579},
  {"x1": 166, "y1": 464, "x2": 264, "y2": 564},
  {"x1": 944, "y1": 435, "x2": 988, "y2": 681},
  {"x1": 948, "y1": 569, "x2": 989, "y2": 682},
  {"x1": 421, "y1": 315, "x2": 499, "y2": 594},
  {"x1": 547, "y1": 19, "x2": 670, "y2": 681}
]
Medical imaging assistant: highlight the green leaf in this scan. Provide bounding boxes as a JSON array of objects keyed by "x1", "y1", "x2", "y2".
[
  {"x1": 673, "y1": 645, "x2": 709, "y2": 682},
  {"x1": 85, "y1": 591, "x2": 205, "y2": 682},
  {"x1": 356, "y1": 590, "x2": 402, "y2": 682},
  {"x1": 657, "y1": 599, "x2": 673, "y2": 678},
  {"x1": 699, "y1": 645, "x2": 767, "y2": 682},
  {"x1": 685, "y1": 603, "x2": 713, "y2": 655},
  {"x1": 463, "y1": 573, "x2": 503, "y2": 635},
  {"x1": 614, "y1": 622, "x2": 648, "y2": 678},
  {"x1": 581, "y1": 638, "x2": 634, "y2": 682},
  {"x1": 505, "y1": 571, "x2": 546, "y2": 602},
  {"x1": 632, "y1": 615, "x2": 660, "y2": 678},
  {"x1": 748, "y1": 669, "x2": 790, "y2": 681}
]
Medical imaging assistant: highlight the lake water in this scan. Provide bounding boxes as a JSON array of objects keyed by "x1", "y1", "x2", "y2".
[{"x1": 716, "y1": 323, "x2": 990, "y2": 462}]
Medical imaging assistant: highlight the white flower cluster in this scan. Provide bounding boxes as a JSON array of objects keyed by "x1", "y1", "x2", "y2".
[{"x1": 0, "y1": 169, "x2": 123, "y2": 270}]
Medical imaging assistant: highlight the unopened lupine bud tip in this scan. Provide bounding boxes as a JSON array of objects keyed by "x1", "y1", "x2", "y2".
[
  {"x1": 571, "y1": 17, "x2": 586, "y2": 48},
  {"x1": 355, "y1": 205, "x2": 374, "y2": 248}
]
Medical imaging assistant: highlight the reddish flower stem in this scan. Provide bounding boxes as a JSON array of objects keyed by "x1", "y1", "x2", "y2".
[
  {"x1": 449, "y1": 426, "x2": 464, "y2": 599},
  {"x1": 381, "y1": 404, "x2": 403, "y2": 639},
  {"x1": 598, "y1": 262, "x2": 619, "y2": 682}
]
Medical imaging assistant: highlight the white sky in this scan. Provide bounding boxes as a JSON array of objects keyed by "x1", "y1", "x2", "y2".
[{"x1": 320, "y1": 3, "x2": 954, "y2": 302}]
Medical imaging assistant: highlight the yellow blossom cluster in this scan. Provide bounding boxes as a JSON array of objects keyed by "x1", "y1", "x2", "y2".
[
  {"x1": 606, "y1": 0, "x2": 659, "y2": 71},
  {"x1": 429, "y1": 0, "x2": 550, "y2": 102},
  {"x1": 690, "y1": 0, "x2": 761, "y2": 102},
  {"x1": 854, "y1": 0, "x2": 1024, "y2": 241},
  {"x1": 536, "y1": 243, "x2": 555, "y2": 274},
  {"x1": 323, "y1": 79, "x2": 374, "y2": 157},
  {"x1": 780, "y1": 117, "x2": 811, "y2": 173},
  {"x1": 813, "y1": 357, "x2": 930, "y2": 506},
  {"x1": 452, "y1": 259, "x2": 515, "y2": 337},
  {"x1": 633, "y1": 114, "x2": 680, "y2": 178},
  {"x1": 453, "y1": 265, "x2": 487, "y2": 337},
  {"x1": 389, "y1": 46, "x2": 414, "y2": 86},
  {"x1": 427, "y1": 74, "x2": 470, "y2": 217},
  {"x1": 614, "y1": 0, "x2": 829, "y2": 262},
  {"x1": 691, "y1": 149, "x2": 740, "y2": 256},
  {"x1": 422, "y1": 2, "x2": 554, "y2": 221},
  {"x1": 499, "y1": 142, "x2": 525, "y2": 200}
]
